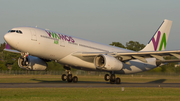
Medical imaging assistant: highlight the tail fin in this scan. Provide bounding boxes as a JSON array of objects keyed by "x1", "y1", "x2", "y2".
[{"x1": 141, "y1": 19, "x2": 172, "y2": 51}]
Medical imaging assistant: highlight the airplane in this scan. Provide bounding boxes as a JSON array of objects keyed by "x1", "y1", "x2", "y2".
[{"x1": 4, "y1": 19, "x2": 180, "y2": 84}]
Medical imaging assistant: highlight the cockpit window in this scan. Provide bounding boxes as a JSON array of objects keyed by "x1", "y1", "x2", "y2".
[
  {"x1": 9, "y1": 30, "x2": 16, "y2": 32},
  {"x1": 8, "y1": 30, "x2": 23, "y2": 34},
  {"x1": 19, "y1": 30, "x2": 22, "y2": 33}
]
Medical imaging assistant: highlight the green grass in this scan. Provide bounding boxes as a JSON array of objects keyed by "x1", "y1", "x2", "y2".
[{"x1": 0, "y1": 88, "x2": 180, "y2": 101}]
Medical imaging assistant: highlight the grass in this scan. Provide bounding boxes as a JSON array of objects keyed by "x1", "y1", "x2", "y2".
[{"x1": 0, "y1": 88, "x2": 180, "y2": 101}]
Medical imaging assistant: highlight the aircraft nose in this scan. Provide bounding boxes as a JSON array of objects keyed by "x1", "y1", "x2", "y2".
[{"x1": 4, "y1": 33, "x2": 11, "y2": 43}]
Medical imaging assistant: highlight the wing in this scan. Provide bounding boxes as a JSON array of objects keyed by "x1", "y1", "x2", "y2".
[
  {"x1": 72, "y1": 50, "x2": 180, "y2": 63},
  {"x1": 4, "y1": 48, "x2": 21, "y2": 53}
]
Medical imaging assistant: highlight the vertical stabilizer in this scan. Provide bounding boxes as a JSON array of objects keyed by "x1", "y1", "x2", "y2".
[{"x1": 141, "y1": 19, "x2": 172, "y2": 51}]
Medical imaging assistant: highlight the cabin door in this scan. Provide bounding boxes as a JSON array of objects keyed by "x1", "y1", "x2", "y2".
[{"x1": 30, "y1": 29, "x2": 37, "y2": 41}]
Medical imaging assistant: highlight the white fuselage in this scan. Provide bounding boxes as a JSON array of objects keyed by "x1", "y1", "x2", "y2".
[{"x1": 4, "y1": 27, "x2": 157, "y2": 74}]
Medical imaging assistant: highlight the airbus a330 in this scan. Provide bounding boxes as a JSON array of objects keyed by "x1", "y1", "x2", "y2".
[{"x1": 4, "y1": 19, "x2": 180, "y2": 84}]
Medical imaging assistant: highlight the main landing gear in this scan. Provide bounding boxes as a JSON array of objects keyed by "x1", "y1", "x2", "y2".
[
  {"x1": 104, "y1": 74, "x2": 121, "y2": 84},
  {"x1": 61, "y1": 66, "x2": 78, "y2": 83}
]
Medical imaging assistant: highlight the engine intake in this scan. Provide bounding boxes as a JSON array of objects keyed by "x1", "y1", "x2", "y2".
[
  {"x1": 18, "y1": 55, "x2": 47, "y2": 70},
  {"x1": 94, "y1": 54, "x2": 123, "y2": 71}
]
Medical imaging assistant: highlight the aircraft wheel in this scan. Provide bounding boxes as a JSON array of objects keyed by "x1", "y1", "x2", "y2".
[
  {"x1": 104, "y1": 74, "x2": 110, "y2": 81},
  {"x1": 116, "y1": 77, "x2": 121, "y2": 84},
  {"x1": 73, "y1": 76, "x2": 78, "y2": 83},
  {"x1": 61, "y1": 74, "x2": 66, "y2": 81},
  {"x1": 110, "y1": 79, "x2": 115, "y2": 84},
  {"x1": 110, "y1": 74, "x2": 115, "y2": 82},
  {"x1": 21, "y1": 60, "x2": 27, "y2": 66},
  {"x1": 67, "y1": 74, "x2": 73, "y2": 83}
]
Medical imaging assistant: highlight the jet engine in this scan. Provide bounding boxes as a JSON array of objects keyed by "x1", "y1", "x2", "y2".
[
  {"x1": 94, "y1": 54, "x2": 123, "y2": 71},
  {"x1": 18, "y1": 55, "x2": 47, "y2": 70}
]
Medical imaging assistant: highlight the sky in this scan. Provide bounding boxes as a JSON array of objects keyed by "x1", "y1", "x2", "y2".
[{"x1": 0, "y1": 0, "x2": 180, "y2": 50}]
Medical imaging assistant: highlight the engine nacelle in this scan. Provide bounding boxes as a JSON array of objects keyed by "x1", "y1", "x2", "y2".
[
  {"x1": 18, "y1": 56, "x2": 47, "y2": 70},
  {"x1": 94, "y1": 54, "x2": 123, "y2": 71}
]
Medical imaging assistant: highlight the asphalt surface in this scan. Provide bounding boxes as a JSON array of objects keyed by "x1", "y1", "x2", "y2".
[{"x1": 0, "y1": 82, "x2": 180, "y2": 88}]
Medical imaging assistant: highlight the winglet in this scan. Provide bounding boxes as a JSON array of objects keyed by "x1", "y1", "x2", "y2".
[
  {"x1": 5, "y1": 43, "x2": 11, "y2": 49},
  {"x1": 4, "y1": 43, "x2": 20, "y2": 53},
  {"x1": 141, "y1": 19, "x2": 172, "y2": 51}
]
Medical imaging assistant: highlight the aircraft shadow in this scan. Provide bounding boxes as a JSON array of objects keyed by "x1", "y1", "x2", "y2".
[
  {"x1": 31, "y1": 79, "x2": 167, "y2": 84},
  {"x1": 121, "y1": 79, "x2": 167, "y2": 84},
  {"x1": 31, "y1": 79, "x2": 108, "y2": 84},
  {"x1": 147, "y1": 79, "x2": 166, "y2": 83}
]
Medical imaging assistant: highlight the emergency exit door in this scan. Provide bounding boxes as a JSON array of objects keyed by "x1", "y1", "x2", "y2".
[{"x1": 30, "y1": 29, "x2": 37, "y2": 41}]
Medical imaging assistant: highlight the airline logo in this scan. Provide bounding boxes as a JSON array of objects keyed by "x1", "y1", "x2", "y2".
[
  {"x1": 152, "y1": 31, "x2": 166, "y2": 51},
  {"x1": 45, "y1": 31, "x2": 75, "y2": 43}
]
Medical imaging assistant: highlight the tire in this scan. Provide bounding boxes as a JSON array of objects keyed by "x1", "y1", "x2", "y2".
[
  {"x1": 21, "y1": 61, "x2": 27, "y2": 66},
  {"x1": 110, "y1": 74, "x2": 115, "y2": 82},
  {"x1": 110, "y1": 80, "x2": 115, "y2": 84},
  {"x1": 116, "y1": 77, "x2": 121, "y2": 84},
  {"x1": 67, "y1": 74, "x2": 72, "y2": 82},
  {"x1": 61, "y1": 74, "x2": 66, "y2": 81},
  {"x1": 104, "y1": 74, "x2": 109, "y2": 81},
  {"x1": 73, "y1": 76, "x2": 78, "y2": 83}
]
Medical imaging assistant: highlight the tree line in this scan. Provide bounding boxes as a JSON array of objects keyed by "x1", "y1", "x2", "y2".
[{"x1": 0, "y1": 41, "x2": 180, "y2": 73}]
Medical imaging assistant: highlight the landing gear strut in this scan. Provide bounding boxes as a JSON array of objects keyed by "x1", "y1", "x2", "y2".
[
  {"x1": 20, "y1": 52, "x2": 29, "y2": 67},
  {"x1": 104, "y1": 73, "x2": 121, "y2": 84},
  {"x1": 61, "y1": 66, "x2": 78, "y2": 83}
]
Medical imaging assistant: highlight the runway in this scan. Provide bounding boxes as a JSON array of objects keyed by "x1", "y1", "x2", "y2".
[{"x1": 0, "y1": 82, "x2": 180, "y2": 88}]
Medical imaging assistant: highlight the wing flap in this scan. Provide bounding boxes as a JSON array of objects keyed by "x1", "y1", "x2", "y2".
[
  {"x1": 115, "y1": 50, "x2": 180, "y2": 56},
  {"x1": 132, "y1": 56, "x2": 147, "y2": 63},
  {"x1": 170, "y1": 53, "x2": 180, "y2": 59},
  {"x1": 150, "y1": 55, "x2": 164, "y2": 61},
  {"x1": 117, "y1": 50, "x2": 180, "y2": 62}
]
